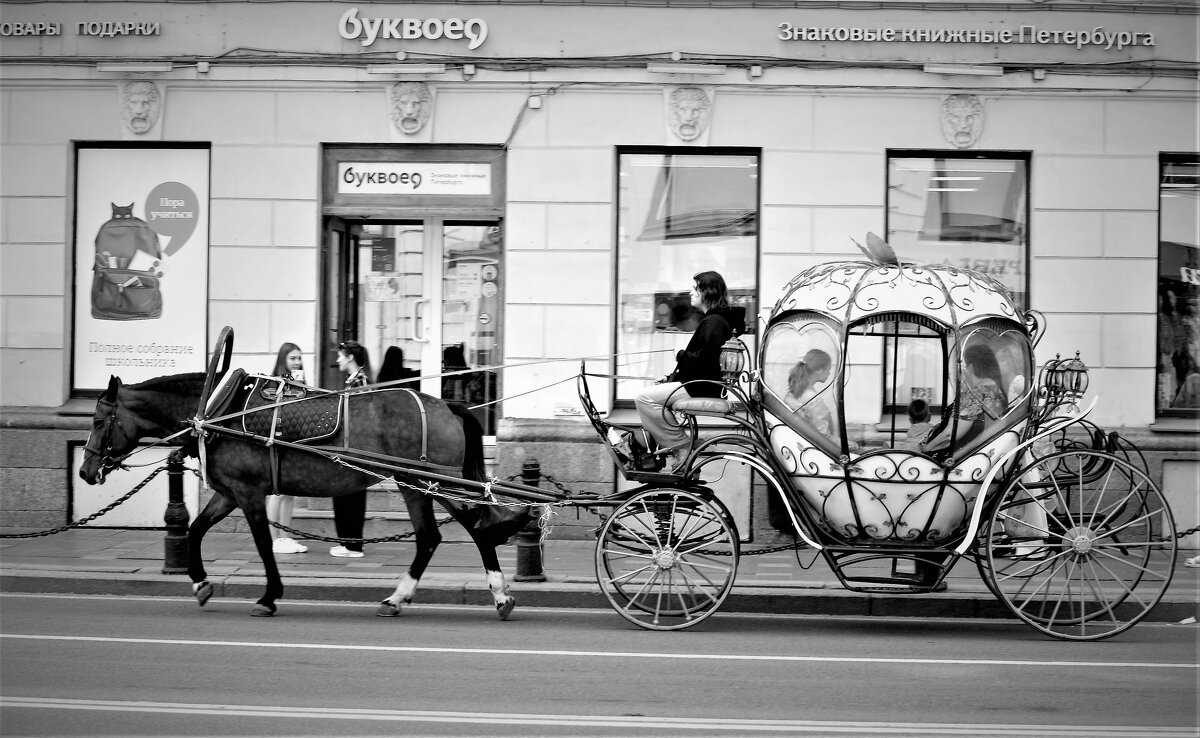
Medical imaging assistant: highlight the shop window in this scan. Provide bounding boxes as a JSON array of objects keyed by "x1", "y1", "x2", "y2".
[
  {"x1": 1157, "y1": 153, "x2": 1200, "y2": 418},
  {"x1": 614, "y1": 149, "x2": 759, "y2": 404},
  {"x1": 886, "y1": 151, "x2": 1030, "y2": 309}
]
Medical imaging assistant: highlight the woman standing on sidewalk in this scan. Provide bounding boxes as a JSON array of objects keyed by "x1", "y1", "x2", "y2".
[
  {"x1": 330, "y1": 340, "x2": 372, "y2": 558},
  {"x1": 266, "y1": 342, "x2": 308, "y2": 555}
]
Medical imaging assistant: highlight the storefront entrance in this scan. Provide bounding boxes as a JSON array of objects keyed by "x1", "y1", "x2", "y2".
[{"x1": 321, "y1": 145, "x2": 506, "y2": 435}]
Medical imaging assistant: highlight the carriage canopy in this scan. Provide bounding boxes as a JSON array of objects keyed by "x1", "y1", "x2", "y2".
[{"x1": 759, "y1": 261, "x2": 1036, "y2": 460}]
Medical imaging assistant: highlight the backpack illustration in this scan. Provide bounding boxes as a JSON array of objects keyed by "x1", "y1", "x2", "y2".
[{"x1": 90, "y1": 203, "x2": 164, "y2": 320}]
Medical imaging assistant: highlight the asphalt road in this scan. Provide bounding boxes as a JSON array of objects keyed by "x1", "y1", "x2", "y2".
[{"x1": 1, "y1": 592, "x2": 1197, "y2": 737}]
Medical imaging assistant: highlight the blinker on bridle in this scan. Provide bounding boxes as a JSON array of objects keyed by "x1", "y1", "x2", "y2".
[{"x1": 83, "y1": 399, "x2": 126, "y2": 477}]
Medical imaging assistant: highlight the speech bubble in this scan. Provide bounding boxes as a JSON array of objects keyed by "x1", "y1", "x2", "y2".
[{"x1": 144, "y1": 181, "x2": 199, "y2": 256}]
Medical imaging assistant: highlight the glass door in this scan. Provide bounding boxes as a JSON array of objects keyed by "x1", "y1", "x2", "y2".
[
  {"x1": 348, "y1": 219, "x2": 503, "y2": 435},
  {"x1": 440, "y1": 222, "x2": 503, "y2": 435}
]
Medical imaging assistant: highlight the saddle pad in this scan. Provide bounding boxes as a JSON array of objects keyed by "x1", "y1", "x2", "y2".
[{"x1": 242, "y1": 376, "x2": 342, "y2": 443}]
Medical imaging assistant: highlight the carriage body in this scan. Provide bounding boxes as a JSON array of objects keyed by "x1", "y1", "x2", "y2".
[
  {"x1": 760, "y1": 261, "x2": 1036, "y2": 548},
  {"x1": 584, "y1": 260, "x2": 1178, "y2": 638}
]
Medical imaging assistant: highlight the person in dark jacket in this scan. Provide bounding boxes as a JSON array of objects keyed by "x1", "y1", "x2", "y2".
[
  {"x1": 330, "y1": 340, "x2": 372, "y2": 558},
  {"x1": 377, "y1": 346, "x2": 419, "y2": 388},
  {"x1": 635, "y1": 271, "x2": 736, "y2": 471}
]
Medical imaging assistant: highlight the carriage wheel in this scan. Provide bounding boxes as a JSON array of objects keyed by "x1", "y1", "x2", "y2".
[
  {"x1": 979, "y1": 449, "x2": 1177, "y2": 641},
  {"x1": 596, "y1": 488, "x2": 739, "y2": 631}
]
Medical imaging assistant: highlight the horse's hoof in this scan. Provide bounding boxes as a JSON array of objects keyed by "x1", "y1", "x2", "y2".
[
  {"x1": 376, "y1": 600, "x2": 401, "y2": 617},
  {"x1": 496, "y1": 596, "x2": 515, "y2": 621},
  {"x1": 195, "y1": 581, "x2": 214, "y2": 607},
  {"x1": 250, "y1": 603, "x2": 275, "y2": 617}
]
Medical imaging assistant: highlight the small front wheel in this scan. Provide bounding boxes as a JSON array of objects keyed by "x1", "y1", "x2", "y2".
[{"x1": 596, "y1": 488, "x2": 739, "y2": 631}]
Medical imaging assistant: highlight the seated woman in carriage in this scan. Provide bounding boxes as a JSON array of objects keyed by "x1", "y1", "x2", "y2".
[{"x1": 920, "y1": 342, "x2": 1009, "y2": 458}]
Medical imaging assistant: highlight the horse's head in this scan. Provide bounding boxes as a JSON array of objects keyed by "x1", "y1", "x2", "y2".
[{"x1": 80, "y1": 376, "x2": 141, "y2": 485}]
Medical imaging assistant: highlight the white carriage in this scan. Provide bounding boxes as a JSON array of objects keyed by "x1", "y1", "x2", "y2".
[{"x1": 581, "y1": 260, "x2": 1178, "y2": 639}]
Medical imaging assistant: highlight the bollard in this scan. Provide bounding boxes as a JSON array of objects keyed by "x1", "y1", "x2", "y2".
[
  {"x1": 513, "y1": 458, "x2": 547, "y2": 582},
  {"x1": 162, "y1": 449, "x2": 190, "y2": 574}
]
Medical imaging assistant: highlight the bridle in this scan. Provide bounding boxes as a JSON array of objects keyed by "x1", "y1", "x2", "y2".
[{"x1": 82, "y1": 398, "x2": 131, "y2": 482}]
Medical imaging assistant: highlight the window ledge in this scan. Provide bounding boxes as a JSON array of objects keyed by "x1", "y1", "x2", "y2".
[{"x1": 1148, "y1": 417, "x2": 1200, "y2": 434}]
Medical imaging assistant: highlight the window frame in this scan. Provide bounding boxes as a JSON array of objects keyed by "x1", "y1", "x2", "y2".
[
  {"x1": 1155, "y1": 151, "x2": 1200, "y2": 420},
  {"x1": 884, "y1": 149, "x2": 1031, "y2": 422},
  {"x1": 611, "y1": 146, "x2": 762, "y2": 408}
]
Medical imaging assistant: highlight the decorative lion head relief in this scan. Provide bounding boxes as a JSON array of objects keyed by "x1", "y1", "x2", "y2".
[
  {"x1": 120, "y1": 80, "x2": 162, "y2": 136},
  {"x1": 666, "y1": 86, "x2": 712, "y2": 144},
  {"x1": 390, "y1": 81, "x2": 433, "y2": 135},
  {"x1": 941, "y1": 94, "x2": 984, "y2": 149}
]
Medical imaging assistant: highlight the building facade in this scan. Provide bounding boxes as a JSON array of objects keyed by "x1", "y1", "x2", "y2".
[{"x1": 1, "y1": 0, "x2": 1197, "y2": 542}]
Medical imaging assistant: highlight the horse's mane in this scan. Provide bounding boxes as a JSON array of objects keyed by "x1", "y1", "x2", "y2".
[{"x1": 128, "y1": 372, "x2": 207, "y2": 393}]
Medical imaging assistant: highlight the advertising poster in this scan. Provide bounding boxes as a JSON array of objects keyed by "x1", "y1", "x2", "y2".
[{"x1": 72, "y1": 146, "x2": 209, "y2": 391}]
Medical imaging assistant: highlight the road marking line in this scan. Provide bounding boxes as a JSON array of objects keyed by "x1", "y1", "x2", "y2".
[
  {"x1": 0, "y1": 697, "x2": 1193, "y2": 736},
  {"x1": 1, "y1": 634, "x2": 1194, "y2": 669}
]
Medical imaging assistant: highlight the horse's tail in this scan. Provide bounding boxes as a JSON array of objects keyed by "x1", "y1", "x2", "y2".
[
  {"x1": 446, "y1": 402, "x2": 486, "y2": 482},
  {"x1": 446, "y1": 401, "x2": 534, "y2": 547}
]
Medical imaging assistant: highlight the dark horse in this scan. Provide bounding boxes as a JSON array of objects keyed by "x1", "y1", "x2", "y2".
[{"x1": 78, "y1": 371, "x2": 532, "y2": 618}]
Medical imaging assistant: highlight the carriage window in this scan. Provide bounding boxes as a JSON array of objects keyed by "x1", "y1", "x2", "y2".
[
  {"x1": 916, "y1": 323, "x2": 1031, "y2": 457},
  {"x1": 1156, "y1": 153, "x2": 1200, "y2": 418},
  {"x1": 761, "y1": 315, "x2": 841, "y2": 444},
  {"x1": 886, "y1": 152, "x2": 1029, "y2": 309},
  {"x1": 614, "y1": 148, "x2": 759, "y2": 404}
]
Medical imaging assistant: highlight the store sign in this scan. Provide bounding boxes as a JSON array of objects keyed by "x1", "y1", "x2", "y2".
[
  {"x1": 72, "y1": 146, "x2": 209, "y2": 391},
  {"x1": 338, "y1": 8, "x2": 487, "y2": 49},
  {"x1": 0, "y1": 20, "x2": 160, "y2": 37},
  {"x1": 778, "y1": 23, "x2": 1155, "y2": 51},
  {"x1": 337, "y1": 162, "x2": 491, "y2": 196}
]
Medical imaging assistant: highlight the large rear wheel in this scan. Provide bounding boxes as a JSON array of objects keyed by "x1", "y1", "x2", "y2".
[
  {"x1": 596, "y1": 488, "x2": 739, "y2": 631},
  {"x1": 979, "y1": 449, "x2": 1177, "y2": 640}
]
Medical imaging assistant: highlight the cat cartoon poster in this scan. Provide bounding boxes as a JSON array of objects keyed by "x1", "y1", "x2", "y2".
[{"x1": 72, "y1": 146, "x2": 209, "y2": 391}]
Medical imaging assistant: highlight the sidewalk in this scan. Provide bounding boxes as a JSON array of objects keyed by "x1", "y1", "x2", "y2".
[{"x1": 1, "y1": 527, "x2": 1196, "y2": 623}]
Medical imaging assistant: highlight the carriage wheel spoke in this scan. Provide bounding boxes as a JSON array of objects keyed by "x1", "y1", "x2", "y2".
[
  {"x1": 1090, "y1": 545, "x2": 1168, "y2": 582},
  {"x1": 622, "y1": 567, "x2": 664, "y2": 615},
  {"x1": 605, "y1": 560, "x2": 657, "y2": 587},
  {"x1": 613, "y1": 515, "x2": 661, "y2": 552},
  {"x1": 675, "y1": 565, "x2": 719, "y2": 608},
  {"x1": 1087, "y1": 553, "x2": 1152, "y2": 612},
  {"x1": 1092, "y1": 507, "x2": 1154, "y2": 542}
]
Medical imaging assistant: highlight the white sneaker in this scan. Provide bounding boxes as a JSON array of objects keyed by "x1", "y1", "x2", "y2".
[
  {"x1": 1185, "y1": 555, "x2": 1200, "y2": 569},
  {"x1": 272, "y1": 537, "x2": 308, "y2": 554},
  {"x1": 330, "y1": 545, "x2": 364, "y2": 558}
]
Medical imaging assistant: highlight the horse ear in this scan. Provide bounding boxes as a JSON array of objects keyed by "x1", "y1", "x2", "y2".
[{"x1": 105, "y1": 375, "x2": 120, "y2": 399}]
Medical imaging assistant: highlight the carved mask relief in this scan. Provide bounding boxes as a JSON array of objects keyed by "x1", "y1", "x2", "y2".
[
  {"x1": 390, "y1": 81, "x2": 433, "y2": 135},
  {"x1": 121, "y1": 80, "x2": 162, "y2": 135},
  {"x1": 941, "y1": 94, "x2": 984, "y2": 149},
  {"x1": 666, "y1": 86, "x2": 712, "y2": 143}
]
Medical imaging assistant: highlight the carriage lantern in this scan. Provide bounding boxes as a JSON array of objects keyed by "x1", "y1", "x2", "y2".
[
  {"x1": 1039, "y1": 351, "x2": 1089, "y2": 404},
  {"x1": 720, "y1": 337, "x2": 747, "y2": 384}
]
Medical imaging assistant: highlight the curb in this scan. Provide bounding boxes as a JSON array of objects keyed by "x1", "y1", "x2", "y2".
[{"x1": 3, "y1": 570, "x2": 1195, "y2": 623}]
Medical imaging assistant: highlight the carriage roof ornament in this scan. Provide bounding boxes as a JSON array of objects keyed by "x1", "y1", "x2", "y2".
[{"x1": 769, "y1": 235, "x2": 1022, "y2": 330}]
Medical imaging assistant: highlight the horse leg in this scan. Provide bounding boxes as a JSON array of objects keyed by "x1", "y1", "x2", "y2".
[
  {"x1": 377, "y1": 488, "x2": 440, "y2": 617},
  {"x1": 240, "y1": 492, "x2": 283, "y2": 617},
  {"x1": 468, "y1": 529, "x2": 515, "y2": 621},
  {"x1": 187, "y1": 490, "x2": 238, "y2": 607}
]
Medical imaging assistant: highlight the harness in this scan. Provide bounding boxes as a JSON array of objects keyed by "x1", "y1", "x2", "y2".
[{"x1": 194, "y1": 373, "x2": 453, "y2": 496}]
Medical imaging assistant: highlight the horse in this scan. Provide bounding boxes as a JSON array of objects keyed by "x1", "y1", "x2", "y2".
[{"x1": 78, "y1": 371, "x2": 533, "y2": 619}]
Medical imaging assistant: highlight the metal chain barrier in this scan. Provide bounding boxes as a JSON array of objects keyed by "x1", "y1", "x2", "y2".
[
  {"x1": 1171, "y1": 524, "x2": 1200, "y2": 540},
  {"x1": 0, "y1": 466, "x2": 167, "y2": 539},
  {"x1": 267, "y1": 515, "x2": 456, "y2": 546}
]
